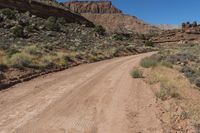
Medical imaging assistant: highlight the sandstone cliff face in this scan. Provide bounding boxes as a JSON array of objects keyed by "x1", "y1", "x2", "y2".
[
  {"x1": 65, "y1": 1, "x2": 122, "y2": 14},
  {"x1": 65, "y1": 1, "x2": 159, "y2": 34},
  {"x1": 0, "y1": 0, "x2": 94, "y2": 26},
  {"x1": 81, "y1": 13, "x2": 159, "y2": 34}
]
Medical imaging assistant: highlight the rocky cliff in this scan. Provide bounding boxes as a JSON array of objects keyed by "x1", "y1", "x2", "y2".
[
  {"x1": 0, "y1": 0, "x2": 94, "y2": 26},
  {"x1": 64, "y1": 1, "x2": 160, "y2": 34},
  {"x1": 65, "y1": 1, "x2": 122, "y2": 14},
  {"x1": 81, "y1": 13, "x2": 159, "y2": 34}
]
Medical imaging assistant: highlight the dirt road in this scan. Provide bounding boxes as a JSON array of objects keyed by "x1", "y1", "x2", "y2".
[{"x1": 0, "y1": 52, "x2": 163, "y2": 133}]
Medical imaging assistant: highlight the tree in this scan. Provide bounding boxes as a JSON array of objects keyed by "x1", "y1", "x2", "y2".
[
  {"x1": 182, "y1": 22, "x2": 186, "y2": 29},
  {"x1": 192, "y1": 21, "x2": 198, "y2": 27}
]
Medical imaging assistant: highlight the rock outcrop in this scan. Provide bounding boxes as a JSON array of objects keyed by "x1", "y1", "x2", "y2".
[
  {"x1": 81, "y1": 13, "x2": 159, "y2": 34},
  {"x1": 65, "y1": 1, "x2": 122, "y2": 14},
  {"x1": 64, "y1": 1, "x2": 160, "y2": 34},
  {"x1": 0, "y1": 0, "x2": 94, "y2": 26}
]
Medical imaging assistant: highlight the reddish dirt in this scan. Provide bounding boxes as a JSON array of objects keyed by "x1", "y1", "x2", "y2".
[{"x1": 0, "y1": 52, "x2": 163, "y2": 133}]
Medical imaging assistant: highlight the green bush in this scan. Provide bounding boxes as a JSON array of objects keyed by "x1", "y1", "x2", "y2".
[
  {"x1": 145, "y1": 40, "x2": 155, "y2": 47},
  {"x1": 1, "y1": 8, "x2": 16, "y2": 19},
  {"x1": 10, "y1": 25, "x2": 24, "y2": 37},
  {"x1": 161, "y1": 61, "x2": 173, "y2": 68},
  {"x1": 140, "y1": 56, "x2": 158, "y2": 68},
  {"x1": 0, "y1": 71, "x2": 6, "y2": 80},
  {"x1": 95, "y1": 25, "x2": 106, "y2": 35},
  {"x1": 57, "y1": 17, "x2": 66, "y2": 25},
  {"x1": 7, "y1": 46, "x2": 19, "y2": 57},
  {"x1": 155, "y1": 82, "x2": 180, "y2": 101},
  {"x1": 24, "y1": 45, "x2": 41, "y2": 55},
  {"x1": 9, "y1": 52, "x2": 33, "y2": 68},
  {"x1": 131, "y1": 69, "x2": 143, "y2": 78},
  {"x1": 45, "y1": 16, "x2": 60, "y2": 31}
]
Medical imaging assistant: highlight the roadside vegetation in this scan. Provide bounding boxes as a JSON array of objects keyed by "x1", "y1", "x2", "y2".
[
  {"x1": 139, "y1": 43, "x2": 200, "y2": 131},
  {"x1": 131, "y1": 68, "x2": 143, "y2": 78},
  {"x1": 0, "y1": 8, "x2": 156, "y2": 87}
]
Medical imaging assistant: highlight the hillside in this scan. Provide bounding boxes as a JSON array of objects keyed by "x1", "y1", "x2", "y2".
[
  {"x1": 152, "y1": 22, "x2": 200, "y2": 44},
  {"x1": 64, "y1": 0, "x2": 160, "y2": 34},
  {"x1": 0, "y1": 0, "x2": 94, "y2": 26},
  {"x1": 0, "y1": 8, "x2": 155, "y2": 89},
  {"x1": 157, "y1": 24, "x2": 180, "y2": 30}
]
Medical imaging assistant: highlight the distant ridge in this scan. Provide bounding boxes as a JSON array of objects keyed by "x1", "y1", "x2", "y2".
[
  {"x1": 65, "y1": 0, "x2": 122, "y2": 14},
  {"x1": 64, "y1": 0, "x2": 160, "y2": 34}
]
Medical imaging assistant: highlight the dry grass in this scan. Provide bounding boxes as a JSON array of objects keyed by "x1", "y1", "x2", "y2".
[
  {"x1": 131, "y1": 68, "x2": 143, "y2": 78},
  {"x1": 146, "y1": 65, "x2": 200, "y2": 126}
]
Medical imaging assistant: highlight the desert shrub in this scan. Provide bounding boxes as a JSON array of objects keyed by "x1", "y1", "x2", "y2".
[
  {"x1": 156, "y1": 82, "x2": 180, "y2": 100},
  {"x1": 161, "y1": 61, "x2": 173, "y2": 68},
  {"x1": 6, "y1": 46, "x2": 19, "y2": 57},
  {"x1": 24, "y1": 25, "x2": 34, "y2": 33},
  {"x1": 57, "y1": 17, "x2": 66, "y2": 25},
  {"x1": 0, "y1": 15, "x2": 4, "y2": 22},
  {"x1": 195, "y1": 79, "x2": 200, "y2": 88},
  {"x1": 24, "y1": 45, "x2": 41, "y2": 55},
  {"x1": 131, "y1": 69, "x2": 143, "y2": 78},
  {"x1": 181, "y1": 66, "x2": 198, "y2": 82},
  {"x1": 41, "y1": 55, "x2": 56, "y2": 68},
  {"x1": 0, "y1": 71, "x2": 5, "y2": 80},
  {"x1": 1, "y1": 8, "x2": 16, "y2": 19},
  {"x1": 54, "y1": 52, "x2": 67, "y2": 67},
  {"x1": 45, "y1": 16, "x2": 60, "y2": 31},
  {"x1": 9, "y1": 52, "x2": 33, "y2": 68},
  {"x1": 193, "y1": 21, "x2": 198, "y2": 27},
  {"x1": 10, "y1": 25, "x2": 24, "y2": 37},
  {"x1": 112, "y1": 34, "x2": 131, "y2": 41},
  {"x1": 182, "y1": 22, "x2": 186, "y2": 29},
  {"x1": 88, "y1": 54, "x2": 99, "y2": 62},
  {"x1": 140, "y1": 56, "x2": 158, "y2": 68},
  {"x1": 0, "y1": 57, "x2": 7, "y2": 70},
  {"x1": 145, "y1": 40, "x2": 154, "y2": 47},
  {"x1": 95, "y1": 25, "x2": 106, "y2": 35},
  {"x1": 155, "y1": 88, "x2": 169, "y2": 101}
]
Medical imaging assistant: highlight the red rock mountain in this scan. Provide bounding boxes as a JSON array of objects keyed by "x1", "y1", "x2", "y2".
[
  {"x1": 64, "y1": 0, "x2": 160, "y2": 34},
  {"x1": 65, "y1": 1, "x2": 122, "y2": 14}
]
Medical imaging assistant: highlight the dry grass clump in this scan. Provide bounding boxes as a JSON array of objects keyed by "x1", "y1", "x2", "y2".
[{"x1": 131, "y1": 68, "x2": 143, "y2": 78}]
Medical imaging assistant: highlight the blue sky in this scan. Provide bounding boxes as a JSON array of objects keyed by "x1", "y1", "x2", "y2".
[{"x1": 60, "y1": 0, "x2": 200, "y2": 25}]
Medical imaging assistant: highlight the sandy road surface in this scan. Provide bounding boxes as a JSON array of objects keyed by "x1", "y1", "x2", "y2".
[{"x1": 0, "y1": 52, "x2": 163, "y2": 133}]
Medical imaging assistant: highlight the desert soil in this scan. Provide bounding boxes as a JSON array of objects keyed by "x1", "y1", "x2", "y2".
[{"x1": 0, "y1": 52, "x2": 164, "y2": 133}]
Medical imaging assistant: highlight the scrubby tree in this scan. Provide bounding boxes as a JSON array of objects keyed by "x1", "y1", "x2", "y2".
[
  {"x1": 1, "y1": 8, "x2": 16, "y2": 19},
  {"x1": 182, "y1": 22, "x2": 186, "y2": 29},
  {"x1": 192, "y1": 21, "x2": 198, "y2": 27},
  {"x1": 45, "y1": 16, "x2": 60, "y2": 31},
  {"x1": 10, "y1": 25, "x2": 24, "y2": 37},
  {"x1": 94, "y1": 25, "x2": 106, "y2": 35}
]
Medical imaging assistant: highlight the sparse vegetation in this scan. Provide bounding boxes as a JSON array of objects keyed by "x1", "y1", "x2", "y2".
[
  {"x1": 10, "y1": 25, "x2": 24, "y2": 38},
  {"x1": 155, "y1": 82, "x2": 180, "y2": 100},
  {"x1": 145, "y1": 40, "x2": 154, "y2": 47},
  {"x1": 140, "y1": 56, "x2": 158, "y2": 68},
  {"x1": 1, "y1": 8, "x2": 16, "y2": 19},
  {"x1": 0, "y1": 8, "x2": 155, "y2": 88},
  {"x1": 94, "y1": 25, "x2": 106, "y2": 35},
  {"x1": 160, "y1": 61, "x2": 173, "y2": 68},
  {"x1": 131, "y1": 69, "x2": 143, "y2": 78},
  {"x1": 154, "y1": 44, "x2": 200, "y2": 88},
  {"x1": 45, "y1": 16, "x2": 60, "y2": 31}
]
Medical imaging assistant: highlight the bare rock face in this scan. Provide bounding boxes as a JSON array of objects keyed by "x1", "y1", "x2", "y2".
[
  {"x1": 81, "y1": 13, "x2": 160, "y2": 34},
  {"x1": 65, "y1": 1, "x2": 122, "y2": 14},
  {"x1": 64, "y1": 1, "x2": 159, "y2": 34}
]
